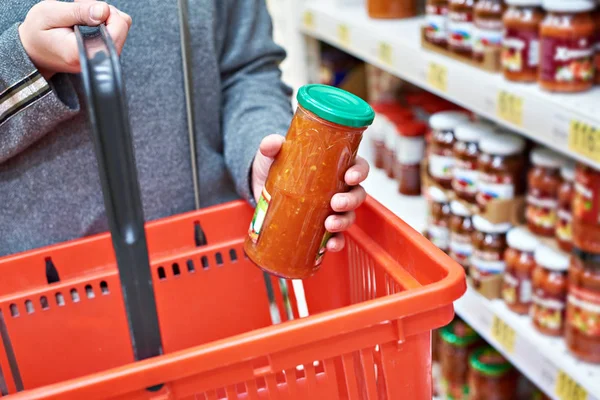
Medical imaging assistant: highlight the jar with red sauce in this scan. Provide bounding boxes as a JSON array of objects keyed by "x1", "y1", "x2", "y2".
[
  {"x1": 426, "y1": 0, "x2": 450, "y2": 47},
  {"x1": 428, "y1": 186, "x2": 451, "y2": 252},
  {"x1": 476, "y1": 132, "x2": 526, "y2": 211},
  {"x1": 429, "y1": 111, "x2": 470, "y2": 190},
  {"x1": 367, "y1": 0, "x2": 418, "y2": 19},
  {"x1": 502, "y1": 0, "x2": 544, "y2": 82},
  {"x1": 503, "y1": 227, "x2": 539, "y2": 315},
  {"x1": 573, "y1": 163, "x2": 600, "y2": 254},
  {"x1": 473, "y1": 0, "x2": 505, "y2": 62},
  {"x1": 471, "y1": 215, "x2": 511, "y2": 289},
  {"x1": 370, "y1": 102, "x2": 396, "y2": 170},
  {"x1": 566, "y1": 248, "x2": 600, "y2": 364},
  {"x1": 449, "y1": 0, "x2": 476, "y2": 56},
  {"x1": 540, "y1": 0, "x2": 596, "y2": 93},
  {"x1": 452, "y1": 122, "x2": 496, "y2": 204},
  {"x1": 449, "y1": 200, "x2": 474, "y2": 269},
  {"x1": 245, "y1": 85, "x2": 374, "y2": 279},
  {"x1": 594, "y1": 6, "x2": 600, "y2": 84},
  {"x1": 384, "y1": 108, "x2": 415, "y2": 178},
  {"x1": 526, "y1": 147, "x2": 565, "y2": 237},
  {"x1": 395, "y1": 121, "x2": 427, "y2": 196},
  {"x1": 532, "y1": 245, "x2": 569, "y2": 336},
  {"x1": 468, "y1": 347, "x2": 518, "y2": 400},
  {"x1": 556, "y1": 162, "x2": 575, "y2": 252}
]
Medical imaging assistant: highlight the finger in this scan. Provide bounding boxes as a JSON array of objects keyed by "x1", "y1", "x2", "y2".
[
  {"x1": 325, "y1": 211, "x2": 356, "y2": 233},
  {"x1": 326, "y1": 234, "x2": 345, "y2": 252},
  {"x1": 105, "y1": 6, "x2": 130, "y2": 53},
  {"x1": 35, "y1": 1, "x2": 110, "y2": 28},
  {"x1": 345, "y1": 156, "x2": 370, "y2": 186},
  {"x1": 331, "y1": 185, "x2": 367, "y2": 212},
  {"x1": 259, "y1": 134, "x2": 285, "y2": 158}
]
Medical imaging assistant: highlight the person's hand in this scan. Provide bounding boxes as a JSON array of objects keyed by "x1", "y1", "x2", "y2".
[
  {"x1": 19, "y1": 0, "x2": 132, "y2": 80},
  {"x1": 251, "y1": 134, "x2": 369, "y2": 252}
]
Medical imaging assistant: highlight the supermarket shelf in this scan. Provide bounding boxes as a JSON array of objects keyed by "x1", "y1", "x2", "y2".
[{"x1": 300, "y1": 1, "x2": 600, "y2": 169}]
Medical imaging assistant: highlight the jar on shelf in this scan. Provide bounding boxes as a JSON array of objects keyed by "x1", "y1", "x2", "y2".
[
  {"x1": 526, "y1": 146, "x2": 565, "y2": 237},
  {"x1": 468, "y1": 347, "x2": 518, "y2": 400},
  {"x1": 452, "y1": 122, "x2": 496, "y2": 204},
  {"x1": 449, "y1": 200, "x2": 474, "y2": 269},
  {"x1": 428, "y1": 186, "x2": 451, "y2": 252},
  {"x1": 476, "y1": 132, "x2": 526, "y2": 211},
  {"x1": 426, "y1": 0, "x2": 450, "y2": 47},
  {"x1": 540, "y1": 0, "x2": 596, "y2": 93},
  {"x1": 556, "y1": 162, "x2": 575, "y2": 252},
  {"x1": 566, "y1": 248, "x2": 600, "y2": 364},
  {"x1": 532, "y1": 245, "x2": 569, "y2": 336},
  {"x1": 439, "y1": 320, "x2": 482, "y2": 399},
  {"x1": 595, "y1": 6, "x2": 600, "y2": 84},
  {"x1": 384, "y1": 108, "x2": 415, "y2": 178},
  {"x1": 395, "y1": 121, "x2": 428, "y2": 196},
  {"x1": 449, "y1": 0, "x2": 476, "y2": 56},
  {"x1": 573, "y1": 163, "x2": 600, "y2": 254},
  {"x1": 473, "y1": 0, "x2": 506, "y2": 62},
  {"x1": 471, "y1": 215, "x2": 511, "y2": 290},
  {"x1": 502, "y1": 227, "x2": 539, "y2": 315},
  {"x1": 502, "y1": 0, "x2": 544, "y2": 82},
  {"x1": 367, "y1": 0, "x2": 418, "y2": 19},
  {"x1": 370, "y1": 102, "x2": 396, "y2": 170},
  {"x1": 429, "y1": 111, "x2": 471, "y2": 190}
]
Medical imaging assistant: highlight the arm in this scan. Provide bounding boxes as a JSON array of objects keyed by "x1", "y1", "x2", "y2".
[{"x1": 219, "y1": 0, "x2": 293, "y2": 203}]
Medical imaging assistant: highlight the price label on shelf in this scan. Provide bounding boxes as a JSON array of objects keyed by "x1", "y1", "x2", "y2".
[
  {"x1": 337, "y1": 24, "x2": 350, "y2": 47},
  {"x1": 378, "y1": 42, "x2": 393, "y2": 66},
  {"x1": 490, "y1": 315, "x2": 516, "y2": 353},
  {"x1": 555, "y1": 370, "x2": 588, "y2": 400},
  {"x1": 303, "y1": 11, "x2": 315, "y2": 30},
  {"x1": 427, "y1": 62, "x2": 448, "y2": 92},
  {"x1": 497, "y1": 91, "x2": 523, "y2": 126},
  {"x1": 568, "y1": 120, "x2": 600, "y2": 163}
]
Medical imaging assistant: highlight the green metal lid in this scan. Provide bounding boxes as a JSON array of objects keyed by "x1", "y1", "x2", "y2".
[
  {"x1": 469, "y1": 347, "x2": 513, "y2": 377},
  {"x1": 440, "y1": 321, "x2": 480, "y2": 347},
  {"x1": 296, "y1": 84, "x2": 375, "y2": 128}
]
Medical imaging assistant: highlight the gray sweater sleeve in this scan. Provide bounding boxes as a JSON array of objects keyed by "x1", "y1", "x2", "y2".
[
  {"x1": 0, "y1": 23, "x2": 80, "y2": 164},
  {"x1": 219, "y1": 0, "x2": 293, "y2": 202}
]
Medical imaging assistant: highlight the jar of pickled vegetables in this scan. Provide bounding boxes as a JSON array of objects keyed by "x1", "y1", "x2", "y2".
[
  {"x1": 245, "y1": 84, "x2": 374, "y2": 279},
  {"x1": 468, "y1": 347, "x2": 518, "y2": 400}
]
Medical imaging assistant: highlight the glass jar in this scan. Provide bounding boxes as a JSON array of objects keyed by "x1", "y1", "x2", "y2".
[
  {"x1": 395, "y1": 121, "x2": 427, "y2": 196},
  {"x1": 449, "y1": 200, "x2": 474, "y2": 269},
  {"x1": 595, "y1": 6, "x2": 600, "y2": 84},
  {"x1": 526, "y1": 147, "x2": 565, "y2": 237},
  {"x1": 476, "y1": 132, "x2": 526, "y2": 211},
  {"x1": 428, "y1": 186, "x2": 451, "y2": 252},
  {"x1": 367, "y1": 0, "x2": 418, "y2": 19},
  {"x1": 439, "y1": 320, "x2": 482, "y2": 399},
  {"x1": 449, "y1": 0, "x2": 476, "y2": 56},
  {"x1": 370, "y1": 102, "x2": 398, "y2": 170},
  {"x1": 502, "y1": 0, "x2": 544, "y2": 82},
  {"x1": 566, "y1": 248, "x2": 600, "y2": 364},
  {"x1": 426, "y1": 0, "x2": 450, "y2": 47},
  {"x1": 429, "y1": 111, "x2": 470, "y2": 190},
  {"x1": 573, "y1": 163, "x2": 600, "y2": 254},
  {"x1": 245, "y1": 85, "x2": 374, "y2": 279},
  {"x1": 452, "y1": 122, "x2": 496, "y2": 204},
  {"x1": 473, "y1": 0, "x2": 506, "y2": 62},
  {"x1": 556, "y1": 162, "x2": 575, "y2": 252},
  {"x1": 468, "y1": 347, "x2": 518, "y2": 400},
  {"x1": 471, "y1": 215, "x2": 511, "y2": 289},
  {"x1": 384, "y1": 108, "x2": 415, "y2": 178},
  {"x1": 502, "y1": 227, "x2": 539, "y2": 315},
  {"x1": 540, "y1": 0, "x2": 596, "y2": 93},
  {"x1": 532, "y1": 245, "x2": 569, "y2": 336}
]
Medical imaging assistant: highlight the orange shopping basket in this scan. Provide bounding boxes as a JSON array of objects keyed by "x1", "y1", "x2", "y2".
[{"x1": 0, "y1": 24, "x2": 466, "y2": 400}]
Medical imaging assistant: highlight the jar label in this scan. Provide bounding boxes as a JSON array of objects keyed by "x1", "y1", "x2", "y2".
[
  {"x1": 502, "y1": 28, "x2": 539, "y2": 72},
  {"x1": 567, "y1": 286, "x2": 600, "y2": 338},
  {"x1": 452, "y1": 160, "x2": 478, "y2": 195},
  {"x1": 248, "y1": 188, "x2": 271, "y2": 243},
  {"x1": 428, "y1": 224, "x2": 450, "y2": 250},
  {"x1": 314, "y1": 231, "x2": 332, "y2": 267},
  {"x1": 397, "y1": 136, "x2": 425, "y2": 165},
  {"x1": 471, "y1": 249, "x2": 505, "y2": 274},
  {"x1": 476, "y1": 172, "x2": 515, "y2": 207},
  {"x1": 574, "y1": 168, "x2": 600, "y2": 225},
  {"x1": 532, "y1": 289, "x2": 565, "y2": 331},
  {"x1": 448, "y1": 11, "x2": 473, "y2": 50},
  {"x1": 429, "y1": 153, "x2": 454, "y2": 180},
  {"x1": 450, "y1": 232, "x2": 473, "y2": 266},
  {"x1": 526, "y1": 190, "x2": 558, "y2": 229},
  {"x1": 502, "y1": 271, "x2": 532, "y2": 305},
  {"x1": 473, "y1": 19, "x2": 503, "y2": 56},
  {"x1": 425, "y1": 5, "x2": 448, "y2": 41},
  {"x1": 556, "y1": 209, "x2": 573, "y2": 242},
  {"x1": 540, "y1": 36, "x2": 595, "y2": 83}
]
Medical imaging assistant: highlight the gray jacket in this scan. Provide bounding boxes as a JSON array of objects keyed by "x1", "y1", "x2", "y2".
[{"x1": 0, "y1": 0, "x2": 293, "y2": 256}]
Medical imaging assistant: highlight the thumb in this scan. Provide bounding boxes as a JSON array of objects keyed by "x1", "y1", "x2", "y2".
[
  {"x1": 38, "y1": 1, "x2": 110, "y2": 29},
  {"x1": 259, "y1": 134, "x2": 285, "y2": 158},
  {"x1": 252, "y1": 135, "x2": 285, "y2": 201}
]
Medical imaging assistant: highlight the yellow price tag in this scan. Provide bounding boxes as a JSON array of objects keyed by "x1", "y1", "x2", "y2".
[
  {"x1": 497, "y1": 91, "x2": 523, "y2": 126},
  {"x1": 337, "y1": 24, "x2": 350, "y2": 47},
  {"x1": 568, "y1": 120, "x2": 600, "y2": 163},
  {"x1": 303, "y1": 11, "x2": 314, "y2": 30},
  {"x1": 378, "y1": 42, "x2": 393, "y2": 66},
  {"x1": 490, "y1": 315, "x2": 516, "y2": 353},
  {"x1": 427, "y1": 62, "x2": 448, "y2": 92},
  {"x1": 555, "y1": 370, "x2": 588, "y2": 400}
]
